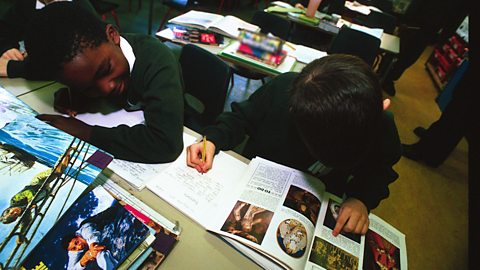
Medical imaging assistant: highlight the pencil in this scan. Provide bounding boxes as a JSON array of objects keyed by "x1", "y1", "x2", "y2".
[
  {"x1": 202, "y1": 136, "x2": 206, "y2": 163},
  {"x1": 67, "y1": 88, "x2": 75, "y2": 117}
]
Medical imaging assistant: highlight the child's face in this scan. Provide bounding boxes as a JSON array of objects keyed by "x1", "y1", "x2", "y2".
[
  {"x1": 60, "y1": 33, "x2": 130, "y2": 99},
  {"x1": 67, "y1": 235, "x2": 88, "y2": 251},
  {"x1": 1, "y1": 207, "x2": 22, "y2": 223}
]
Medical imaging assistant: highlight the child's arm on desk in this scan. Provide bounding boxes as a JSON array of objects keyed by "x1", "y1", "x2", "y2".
[{"x1": 36, "y1": 114, "x2": 93, "y2": 142}]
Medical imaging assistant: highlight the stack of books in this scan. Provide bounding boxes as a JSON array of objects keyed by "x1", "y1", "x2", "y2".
[{"x1": 0, "y1": 86, "x2": 179, "y2": 269}]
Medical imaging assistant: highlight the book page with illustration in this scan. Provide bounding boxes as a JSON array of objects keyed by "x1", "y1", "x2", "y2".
[{"x1": 146, "y1": 152, "x2": 407, "y2": 270}]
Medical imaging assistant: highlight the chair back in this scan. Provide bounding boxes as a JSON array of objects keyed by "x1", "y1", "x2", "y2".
[
  {"x1": 359, "y1": 10, "x2": 397, "y2": 34},
  {"x1": 252, "y1": 11, "x2": 291, "y2": 40},
  {"x1": 179, "y1": 44, "x2": 232, "y2": 131},
  {"x1": 164, "y1": 0, "x2": 189, "y2": 9},
  {"x1": 328, "y1": 26, "x2": 381, "y2": 66}
]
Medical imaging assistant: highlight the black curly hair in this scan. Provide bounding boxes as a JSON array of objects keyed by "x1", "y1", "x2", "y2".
[{"x1": 24, "y1": 1, "x2": 108, "y2": 78}]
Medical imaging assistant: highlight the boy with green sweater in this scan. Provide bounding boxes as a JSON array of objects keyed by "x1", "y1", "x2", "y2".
[
  {"x1": 24, "y1": 2, "x2": 184, "y2": 163},
  {"x1": 187, "y1": 55, "x2": 402, "y2": 237}
]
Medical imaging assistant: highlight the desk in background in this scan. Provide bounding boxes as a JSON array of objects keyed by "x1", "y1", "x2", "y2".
[
  {"x1": 7, "y1": 81, "x2": 263, "y2": 270},
  {"x1": 281, "y1": 13, "x2": 399, "y2": 54},
  {"x1": 157, "y1": 27, "x2": 312, "y2": 77}
]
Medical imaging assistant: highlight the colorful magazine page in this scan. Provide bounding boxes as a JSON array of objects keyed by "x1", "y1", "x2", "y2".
[
  {"x1": 0, "y1": 86, "x2": 112, "y2": 269},
  {"x1": 20, "y1": 186, "x2": 151, "y2": 269}
]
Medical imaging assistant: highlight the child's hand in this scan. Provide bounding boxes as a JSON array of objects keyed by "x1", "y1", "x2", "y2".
[
  {"x1": 332, "y1": 198, "x2": 369, "y2": 236},
  {"x1": 186, "y1": 140, "x2": 216, "y2": 173},
  {"x1": 294, "y1": 3, "x2": 306, "y2": 9},
  {"x1": 90, "y1": 243, "x2": 106, "y2": 252},
  {"x1": 0, "y1": 58, "x2": 8, "y2": 77},
  {"x1": 53, "y1": 87, "x2": 90, "y2": 116},
  {"x1": 1, "y1": 48, "x2": 25, "y2": 61},
  {"x1": 79, "y1": 248, "x2": 101, "y2": 267},
  {"x1": 36, "y1": 114, "x2": 92, "y2": 141}
]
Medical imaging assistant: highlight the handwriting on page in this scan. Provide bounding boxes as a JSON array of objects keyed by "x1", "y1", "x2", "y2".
[
  {"x1": 166, "y1": 167, "x2": 223, "y2": 204},
  {"x1": 151, "y1": 164, "x2": 225, "y2": 218}
]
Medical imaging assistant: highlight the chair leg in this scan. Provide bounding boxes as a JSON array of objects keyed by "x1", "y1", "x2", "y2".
[
  {"x1": 111, "y1": 11, "x2": 120, "y2": 28},
  {"x1": 230, "y1": 73, "x2": 235, "y2": 88},
  {"x1": 157, "y1": 8, "x2": 173, "y2": 33},
  {"x1": 218, "y1": 0, "x2": 225, "y2": 13}
]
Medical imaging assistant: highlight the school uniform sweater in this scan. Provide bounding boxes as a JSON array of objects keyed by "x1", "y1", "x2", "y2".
[
  {"x1": 0, "y1": 0, "x2": 97, "y2": 79},
  {"x1": 89, "y1": 34, "x2": 184, "y2": 163},
  {"x1": 202, "y1": 72, "x2": 401, "y2": 210}
]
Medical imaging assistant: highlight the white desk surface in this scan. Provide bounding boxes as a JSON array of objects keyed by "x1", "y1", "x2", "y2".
[
  {"x1": 0, "y1": 77, "x2": 55, "y2": 97},
  {"x1": 10, "y1": 82, "x2": 263, "y2": 270}
]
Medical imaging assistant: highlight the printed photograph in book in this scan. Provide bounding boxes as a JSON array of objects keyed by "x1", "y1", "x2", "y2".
[
  {"x1": 363, "y1": 229, "x2": 401, "y2": 270},
  {"x1": 0, "y1": 88, "x2": 112, "y2": 269},
  {"x1": 323, "y1": 199, "x2": 361, "y2": 243},
  {"x1": 20, "y1": 186, "x2": 151, "y2": 269},
  {"x1": 309, "y1": 237, "x2": 359, "y2": 270},
  {"x1": 283, "y1": 185, "x2": 321, "y2": 226},
  {"x1": 221, "y1": 201, "x2": 274, "y2": 245},
  {"x1": 276, "y1": 219, "x2": 308, "y2": 258}
]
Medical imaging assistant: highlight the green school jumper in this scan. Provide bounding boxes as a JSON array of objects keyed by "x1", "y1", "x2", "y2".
[
  {"x1": 90, "y1": 34, "x2": 184, "y2": 163},
  {"x1": 202, "y1": 72, "x2": 402, "y2": 211}
]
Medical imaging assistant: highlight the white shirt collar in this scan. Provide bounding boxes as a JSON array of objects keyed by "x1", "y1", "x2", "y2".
[{"x1": 119, "y1": 36, "x2": 135, "y2": 73}]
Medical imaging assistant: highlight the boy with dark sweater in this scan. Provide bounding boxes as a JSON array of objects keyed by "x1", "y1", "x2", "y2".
[
  {"x1": 0, "y1": 0, "x2": 97, "y2": 78},
  {"x1": 187, "y1": 55, "x2": 401, "y2": 236},
  {"x1": 24, "y1": 2, "x2": 184, "y2": 163}
]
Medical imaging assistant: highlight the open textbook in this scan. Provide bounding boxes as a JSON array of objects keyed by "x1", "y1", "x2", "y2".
[
  {"x1": 168, "y1": 10, "x2": 260, "y2": 38},
  {"x1": 147, "y1": 155, "x2": 407, "y2": 269}
]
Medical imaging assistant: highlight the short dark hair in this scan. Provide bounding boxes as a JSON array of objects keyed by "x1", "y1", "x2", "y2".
[
  {"x1": 24, "y1": 2, "x2": 108, "y2": 78},
  {"x1": 289, "y1": 54, "x2": 383, "y2": 168},
  {"x1": 61, "y1": 233, "x2": 77, "y2": 250}
]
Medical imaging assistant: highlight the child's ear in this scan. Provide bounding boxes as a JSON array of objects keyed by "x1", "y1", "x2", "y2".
[
  {"x1": 383, "y1": 99, "x2": 391, "y2": 110},
  {"x1": 105, "y1": 24, "x2": 121, "y2": 45}
]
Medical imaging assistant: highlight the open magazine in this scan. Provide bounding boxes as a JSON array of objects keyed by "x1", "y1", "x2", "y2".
[
  {"x1": 0, "y1": 86, "x2": 112, "y2": 269},
  {"x1": 146, "y1": 155, "x2": 407, "y2": 269},
  {"x1": 168, "y1": 10, "x2": 260, "y2": 38},
  {"x1": 19, "y1": 185, "x2": 153, "y2": 269}
]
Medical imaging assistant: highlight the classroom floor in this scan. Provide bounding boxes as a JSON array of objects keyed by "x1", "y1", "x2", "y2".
[{"x1": 0, "y1": 0, "x2": 469, "y2": 268}]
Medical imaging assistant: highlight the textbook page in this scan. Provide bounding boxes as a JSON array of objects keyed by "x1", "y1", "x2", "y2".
[
  {"x1": 291, "y1": 45, "x2": 328, "y2": 64},
  {"x1": 168, "y1": 10, "x2": 259, "y2": 38},
  {"x1": 107, "y1": 132, "x2": 197, "y2": 190},
  {"x1": 304, "y1": 193, "x2": 366, "y2": 270},
  {"x1": 209, "y1": 15, "x2": 260, "y2": 38},
  {"x1": 204, "y1": 157, "x2": 328, "y2": 270},
  {"x1": 361, "y1": 214, "x2": 407, "y2": 270},
  {"x1": 344, "y1": 1, "x2": 383, "y2": 15},
  {"x1": 350, "y1": 23, "x2": 384, "y2": 39},
  {"x1": 146, "y1": 150, "x2": 248, "y2": 227},
  {"x1": 168, "y1": 10, "x2": 224, "y2": 30}
]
